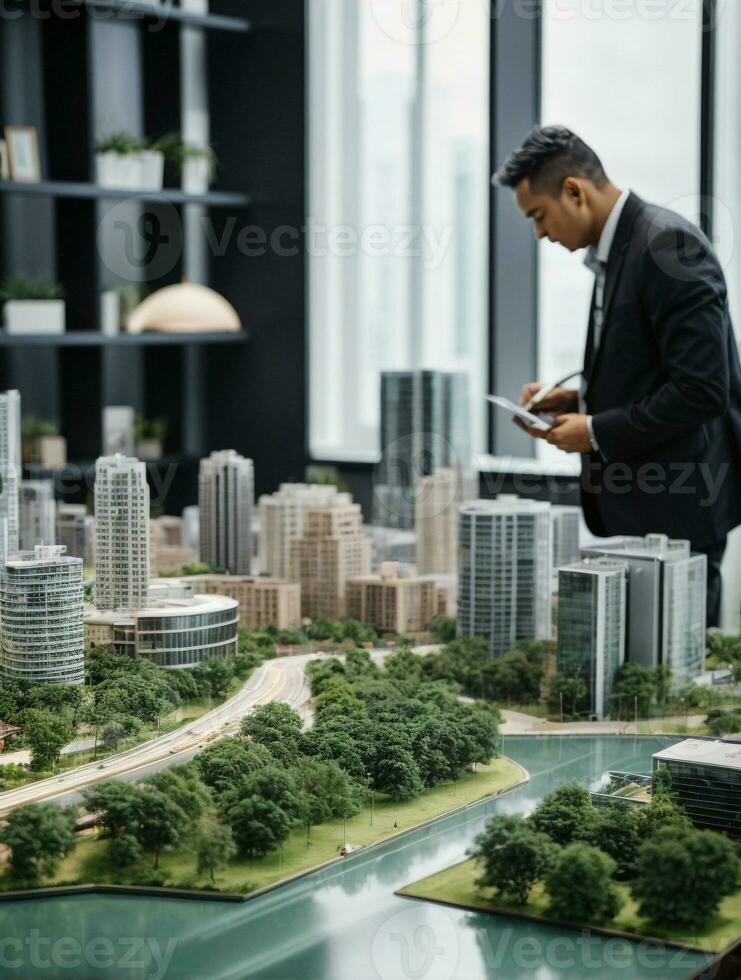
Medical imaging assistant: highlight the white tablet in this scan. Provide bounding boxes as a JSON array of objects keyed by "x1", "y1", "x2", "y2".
[{"x1": 485, "y1": 395, "x2": 554, "y2": 432}]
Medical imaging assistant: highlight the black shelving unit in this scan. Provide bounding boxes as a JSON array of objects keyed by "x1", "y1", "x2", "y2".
[
  {"x1": 0, "y1": 0, "x2": 306, "y2": 508},
  {"x1": 0, "y1": 330, "x2": 250, "y2": 347},
  {"x1": 0, "y1": 179, "x2": 251, "y2": 208}
]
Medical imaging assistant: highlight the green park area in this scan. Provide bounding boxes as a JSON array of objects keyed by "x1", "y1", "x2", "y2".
[
  {"x1": 401, "y1": 861, "x2": 741, "y2": 954},
  {"x1": 0, "y1": 646, "x2": 519, "y2": 897},
  {"x1": 45, "y1": 756, "x2": 522, "y2": 895},
  {"x1": 399, "y1": 784, "x2": 741, "y2": 956}
]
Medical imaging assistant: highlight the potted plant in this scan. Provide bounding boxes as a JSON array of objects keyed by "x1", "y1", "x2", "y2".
[
  {"x1": 96, "y1": 131, "x2": 143, "y2": 189},
  {"x1": 153, "y1": 132, "x2": 217, "y2": 194},
  {"x1": 21, "y1": 416, "x2": 64, "y2": 465},
  {"x1": 137, "y1": 140, "x2": 165, "y2": 192},
  {"x1": 96, "y1": 132, "x2": 164, "y2": 192},
  {"x1": 0, "y1": 275, "x2": 65, "y2": 335},
  {"x1": 135, "y1": 417, "x2": 168, "y2": 459}
]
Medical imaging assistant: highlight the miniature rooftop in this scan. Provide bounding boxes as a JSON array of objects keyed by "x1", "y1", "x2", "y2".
[
  {"x1": 585, "y1": 533, "x2": 692, "y2": 561},
  {"x1": 84, "y1": 592, "x2": 237, "y2": 625},
  {"x1": 653, "y1": 738, "x2": 741, "y2": 770},
  {"x1": 558, "y1": 558, "x2": 628, "y2": 576}
]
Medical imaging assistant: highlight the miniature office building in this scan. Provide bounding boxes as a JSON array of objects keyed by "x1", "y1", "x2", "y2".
[
  {"x1": 458, "y1": 497, "x2": 551, "y2": 656},
  {"x1": 557, "y1": 559, "x2": 627, "y2": 718},
  {"x1": 652, "y1": 739, "x2": 741, "y2": 837},
  {"x1": 583, "y1": 534, "x2": 706, "y2": 681}
]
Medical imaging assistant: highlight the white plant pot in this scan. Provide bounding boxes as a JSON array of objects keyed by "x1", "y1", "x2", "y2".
[
  {"x1": 96, "y1": 151, "x2": 139, "y2": 190},
  {"x1": 182, "y1": 157, "x2": 210, "y2": 195},
  {"x1": 3, "y1": 299, "x2": 65, "y2": 335},
  {"x1": 136, "y1": 439, "x2": 163, "y2": 460},
  {"x1": 38, "y1": 436, "x2": 67, "y2": 469},
  {"x1": 135, "y1": 150, "x2": 164, "y2": 192}
]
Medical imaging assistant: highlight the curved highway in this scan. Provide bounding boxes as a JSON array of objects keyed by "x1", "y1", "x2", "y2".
[{"x1": 0, "y1": 655, "x2": 312, "y2": 815}]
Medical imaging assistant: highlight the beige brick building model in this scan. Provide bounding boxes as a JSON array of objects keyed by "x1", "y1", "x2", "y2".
[
  {"x1": 415, "y1": 468, "x2": 461, "y2": 575},
  {"x1": 150, "y1": 545, "x2": 198, "y2": 574},
  {"x1": 289, "y1": 503, "x2": 371, "y2": 620},
  {"x1": 346, "y1": 562, "x2": 438, "y2": 634},
  {"x1": 258, "y1": 483, "x2": 352, "y2": 578},
  {"x1": 149, "y1": 520, "x2": 197, "y2": 573},
  {"x1": 152, "y1": 515, "x2": 184, "y2": 546},
  {"x1": 186, "y1": 575, "x2": 301, "y2": 630}
]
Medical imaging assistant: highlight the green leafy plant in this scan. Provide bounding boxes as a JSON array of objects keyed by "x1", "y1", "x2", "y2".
[
  {"x1": 21, "y1": 416, "x2": 59, "y2": 463},
  {"x1": 21, "y1": 416, "x2": 58, "y2": 441},
  {"x1": 0, "y1": 275, "x2": 62, "y2": 302},
  {"x1": 152, "y1": 132, "x2": 218, "y2": 179},
  {"x1": 96, "y1": 131, "x2": 145, "y2": 155},
  {"x1": 134, "y1": 417, "x2": 168, "y2": 444},
  {"x1": 305, "y1": 465, "x2": 349, "y2": 493}
]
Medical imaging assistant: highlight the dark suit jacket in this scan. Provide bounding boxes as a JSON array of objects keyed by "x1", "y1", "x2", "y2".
[{"x1": 583, "y1": 192, "x2": 741, "y2": 549}]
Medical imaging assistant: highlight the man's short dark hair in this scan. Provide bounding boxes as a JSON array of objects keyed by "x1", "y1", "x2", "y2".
[{"x1": 493, "y1": 126, "x2": 608, "y2": 195}]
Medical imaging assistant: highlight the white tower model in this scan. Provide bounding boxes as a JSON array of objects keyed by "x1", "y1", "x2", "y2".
[
  {"x1": 94, "y1": 455, "x2": 150, "y2": 611},
  {"x1": 0, "y1": 544, "x2": 84, "y2": 685},
  {"x1": 0, "y1": 390, "x2": 21, "y2": 552}
]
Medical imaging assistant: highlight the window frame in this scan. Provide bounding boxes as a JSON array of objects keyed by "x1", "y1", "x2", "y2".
[{"x1": 307, "y1": 2, "x2": 717, "y2": 474}]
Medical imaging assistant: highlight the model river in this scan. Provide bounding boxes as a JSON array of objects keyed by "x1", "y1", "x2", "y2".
[{"x1": 0, "y1": 736, "x2": 713, "y2": 979}]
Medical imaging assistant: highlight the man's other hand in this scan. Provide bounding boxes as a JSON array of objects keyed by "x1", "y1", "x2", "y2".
[
  {"x1": 547, "y1": 414, "x2": 592, "y2": 454},
  {"x1": 519, "y1": 383, "x2": 579, "y2": 414}
]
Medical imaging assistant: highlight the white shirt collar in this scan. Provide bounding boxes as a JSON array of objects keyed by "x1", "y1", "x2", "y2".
[{"x1": 595, "y1": 188, "x2": 631, "y2": 264}]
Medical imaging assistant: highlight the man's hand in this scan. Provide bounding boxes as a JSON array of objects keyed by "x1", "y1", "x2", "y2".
[
  {"x1": 519, "y1": 383, "x2": 579, "y2": 414},
  {"x1": 547, "y1": 414, "x2": 593, "y2": 454}
]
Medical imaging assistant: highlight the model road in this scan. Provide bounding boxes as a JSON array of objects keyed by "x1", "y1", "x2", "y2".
[{"x1": 0, "y1": 654, "x2": 313, "y2": 816}]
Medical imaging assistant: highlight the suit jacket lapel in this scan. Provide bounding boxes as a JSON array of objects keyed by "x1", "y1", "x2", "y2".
[
  {"x1": 586, "y1": 192, "x2": 645, "y2": 389},
  {"x1": 583, "y1": 286, "x2": 598, "y2": 380}
]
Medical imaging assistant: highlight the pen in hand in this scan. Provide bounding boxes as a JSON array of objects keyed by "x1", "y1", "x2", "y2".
[{"x1": 523, "y1": 369, "x2": 583, "y2": 411}]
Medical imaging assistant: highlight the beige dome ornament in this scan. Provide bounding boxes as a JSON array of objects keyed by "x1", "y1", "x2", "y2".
[{"x1": 126, "y1": 282, "x2": 241, "y2": 334}]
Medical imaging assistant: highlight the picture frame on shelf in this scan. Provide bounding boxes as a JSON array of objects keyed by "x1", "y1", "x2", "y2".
[
  {"x1": 4, "y1": 126, "x2": 40, "y2": 183},
  {"x1": 0, "y1": 140, "x2": 9, "y2": 181}
]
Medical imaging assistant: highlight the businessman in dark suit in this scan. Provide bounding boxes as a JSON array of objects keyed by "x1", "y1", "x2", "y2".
[{"x1": 494, "y1": 126, "x2": 741, "y2": 626}]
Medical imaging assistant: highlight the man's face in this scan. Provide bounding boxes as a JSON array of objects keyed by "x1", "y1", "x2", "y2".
[{"x1": 514, "y1": 176, "x2": 594, "y2": 252}]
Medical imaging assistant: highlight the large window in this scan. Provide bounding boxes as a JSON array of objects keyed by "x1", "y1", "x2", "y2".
[
  {"x1": 714, "y1": 0, "x2": 741, "y2": 337},
  {"x1": 539, "y1": 1, "x2": 703, "y2": 462},
  {"x1": 308, "y1": 0, "x2": 490, "y2": 463}
]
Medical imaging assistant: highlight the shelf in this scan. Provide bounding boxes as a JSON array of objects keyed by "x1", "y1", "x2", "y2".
[
  {"x1": 78, "y1": 0, "x2": 250, "y2": 32},
  {"x1": 25, "y1": 454, "x2": 200, "y2": 475},
  {"x1": 0, "y1": 330, "x2": 250, "y2": 347},
  {"x1": 0, "y1": 180, "x2": 250, "y2": 208}
]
